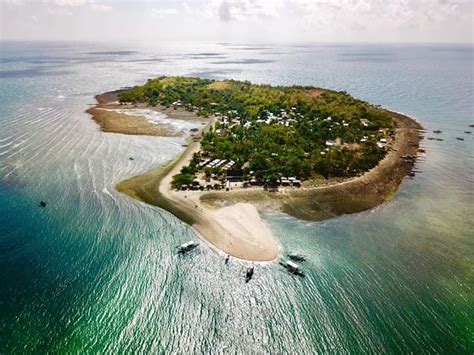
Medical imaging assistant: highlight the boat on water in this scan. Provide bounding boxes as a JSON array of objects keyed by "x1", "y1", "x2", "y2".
[
  {"x1": 433, "y1": 130, "x2": 442, "y2": 134},
  {"x1": 456, "y1": 137, "x2": 465, "y2": 141},
  {"x1": 177, "y1": 241, "x2": 198, "y2": 254},
  {"x1": 279, "y1": 260, "x2": 305, "y2": 277},
  {"x1": 38, "y1": 201, "x2": 47, "y2": 207},
  {"x1": 245, "y1": 267, "x2": 254, "y2": 283},
  {"x1": 287, "y1": 253, "x2": 306, "y2": 262}
]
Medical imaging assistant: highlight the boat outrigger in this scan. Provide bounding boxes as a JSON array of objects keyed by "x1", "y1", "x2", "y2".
[
  {"x1": 177, "y1": 241, "x2": 198, "y2": 254},
  {"x1": 279, "y1": 260, "x2": 305, "y2": 277}
]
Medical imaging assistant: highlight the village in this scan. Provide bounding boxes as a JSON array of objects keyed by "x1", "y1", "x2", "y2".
[
  {"x1": 171, "y1": 101, "x2": 393, "y2": 193},
  {"x1": 117, "y1": 77, "x2": 396, "y2": 192},
  {"x1": 175, "y1": 154, "x2": 304, "y2": 192}
]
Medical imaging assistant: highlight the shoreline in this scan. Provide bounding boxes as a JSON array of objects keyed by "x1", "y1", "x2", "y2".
[{"x1": 89, "y1": 90, "x2": 423, "y2": 261}]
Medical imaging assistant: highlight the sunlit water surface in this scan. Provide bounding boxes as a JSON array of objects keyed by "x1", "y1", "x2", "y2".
[{"x1": 0, "y1": 41, "x2": 472, "y2": 353}]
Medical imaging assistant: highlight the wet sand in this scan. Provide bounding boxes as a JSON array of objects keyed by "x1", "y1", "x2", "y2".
[{"x1": 86, "y1": 90, "x2": 202, "y2": 137}]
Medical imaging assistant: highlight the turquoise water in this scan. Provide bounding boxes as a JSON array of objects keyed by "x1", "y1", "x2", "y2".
[{"x1": 0, "y1": 41, "x2": 473, "y2": 353}]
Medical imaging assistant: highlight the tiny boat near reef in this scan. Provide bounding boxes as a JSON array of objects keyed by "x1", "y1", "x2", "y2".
[
  {"x1": 469, "y1": 124, "x2": 474, "y2": 128},
  {"x1": 38, "y1": 201, "x2": 47, "y2": 207},
  {"x1": 436, "y1": 138, "x2": 444, "y2": 141},
  {"x1": 225, "y1": 255, "x2": 230, "y2": 265},
  {"x1": 408, "y1": 171, "x2": 416, "y2": 177},
  {"x1": 177, "y1": 241, "x2": 198, "y2": 254},
  {"x1": 464, "y1": 131, "x2": 472, "y2": 134},
  {"x1": 287, "y1": 253, "x2": 306, "y2": 262},
  {"x1": 456, "y1": 137, "x2": 465, "y2": 141},
  {"x1": 279, "y1": 260, "x2": 305, "y2": 277},
  {"x1": 433, "y1": 130, "x2": 442, "y2": 134},
  {"x1": 245, "y1": 267, "x2": 254, "y2": 283}
]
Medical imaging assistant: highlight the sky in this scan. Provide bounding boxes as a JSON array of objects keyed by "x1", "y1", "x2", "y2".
[{"x1": 1, "y1": 0, "x2": 473, "y2": 43}]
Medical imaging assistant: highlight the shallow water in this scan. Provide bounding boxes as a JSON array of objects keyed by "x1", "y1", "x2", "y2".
[{"x1": 0, "y1": 41, "x2": 473, "y2": 353}]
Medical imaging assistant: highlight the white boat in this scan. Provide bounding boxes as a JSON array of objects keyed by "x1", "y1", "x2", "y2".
[
  {"x1": 279, "y1": 259, "x2": 305, "y2": 276},
  {"x1": 177, "y1": 241, "x2": 198, "y2": 254}
]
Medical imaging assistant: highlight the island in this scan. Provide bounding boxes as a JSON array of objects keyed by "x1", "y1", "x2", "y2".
[{"x1": 88, "y1": 76, "x2": 423, "y2": 261}]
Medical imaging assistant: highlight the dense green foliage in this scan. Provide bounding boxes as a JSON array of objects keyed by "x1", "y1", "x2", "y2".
[{"x1": 119, "y1": 77, "x2": 394, "y2": 185}]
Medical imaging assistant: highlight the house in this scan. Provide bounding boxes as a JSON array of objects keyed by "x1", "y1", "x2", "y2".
[
  {"x1": 249, "y1": 178, "x2": 260, "y2": 186},
  {"x1": 292, "y1": 180, "x2": 302, "y2": 187},
  {"x1": 280, "y1": 178, "x2": 291, "y2": 186},
  {"x1": 226, "y1": 169, "x2": 244, "y2": 182}
]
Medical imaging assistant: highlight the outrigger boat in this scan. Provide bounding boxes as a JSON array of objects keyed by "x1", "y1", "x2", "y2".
[
  {"x1": 177, "y1": 241, "x2": 198, "y2": 254},
  {"x1": 245, "y1": 267, "x2": 254, "y2": 283},
  {"x1": 287, "y1": 253, "x2": 306, "y2": 262},
  {"x1": 279, "y1": 259, "x2": 305, "y2": 277}
]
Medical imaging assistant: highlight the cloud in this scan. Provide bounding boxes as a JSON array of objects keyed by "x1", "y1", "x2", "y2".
[
  {"x1": 90, "y1": 3, "x2": 112, "y2": 12},
  {"x1": 286, "y1": 0, "x2": 472, "y2": 37},
  {"x1": 214, "y1": 0, "x2": 285, "y2": 22},
  {"x1": 44, "y1": 0, "x2": 113, "y2": 14},
  {"x1": 54, "y1": 0, "x2": 88, "y2": 6},
  {"x1": 152, "y1": 7, "x2": 178, "y2": 18},
  {"x1": 182, "y1": 2, "x2": 192, "y2": 15},
  {"x1": 46, "y1": 0, "x2": 113, "y2": 11},
  {"x1": 3, "y1": 0, "x2": 25, "y2": 5},
  {"x1": 218, "y1": 1, "x2": 232, "y2": 21},
  {"x1": 47, "y1": 6, "x2": 73, "y2": 16},
  {"x1": 1, "y1": 0, "x2": 471, "y2": 43}
]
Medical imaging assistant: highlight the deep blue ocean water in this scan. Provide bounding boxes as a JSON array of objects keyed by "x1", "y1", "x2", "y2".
[{"x1": 0, "y1": 41, "x2": 473, "y2": 353}]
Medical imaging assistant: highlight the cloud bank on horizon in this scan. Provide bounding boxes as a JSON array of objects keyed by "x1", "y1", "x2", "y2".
[{"x1": 1, "y1": 0, "x2": 472, "y2": 43}]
